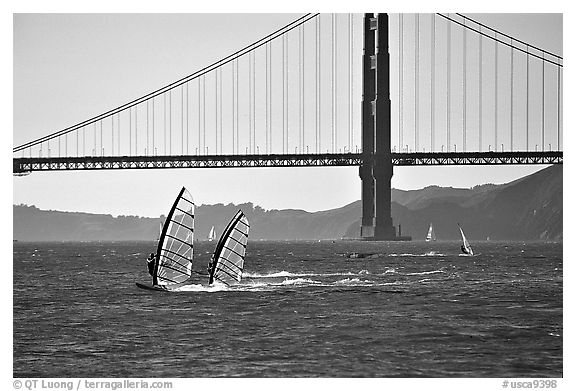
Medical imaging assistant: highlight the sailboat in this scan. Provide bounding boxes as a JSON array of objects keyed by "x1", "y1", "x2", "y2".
[
  {"x1": 208, "y1": 210, "x2": 250, "y2": 286},
  {"x1": 425, "y1": 223, "x2": 436, "y2": 242},
  {"x1": 136, "y1": 187, "x2": 196, "y2": 291},
  {"x1": 458, "y1": 223, "x2": 474, "y2": 256},
  {"x1": 208, "y1": 226, "x2": 216, "y2": 242}
]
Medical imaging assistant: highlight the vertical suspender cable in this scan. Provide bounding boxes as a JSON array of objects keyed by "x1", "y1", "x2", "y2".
[
  {"x1": 129, "y1": 107, "x2": 132, "y2": 156},
  {"x1": 510, "y1": 39, "x2": 514, "y2": 151},
  {"x1": 334, "y1": 13, "x2": 338, "y2": 152},
  {"x1": 558, "y1": 62, "x2": 561, "y2": 150},
  {"x1": 431, "y1": 14, "x2": 435, "y2": 152},
  {"x1": 350, "y1": 13, "x2": 354, "y2": 151},
  {"x1": 399, "y1": 14, "x2": 403, "y2": 150},
  {"x1": 100, "y1": 121, "x2": 103, "y2": 156},
  {"x1": 215, "y1": 70, "x2": 217, "y2": 154},
  {"x1": 447, "y1": 15, "x2": 451, "y2": 151},
  {"x1": 541, "y1": 51, "x2": 544, "y2": 151},
  {"x1": 415, "y1": 13, "x2": 419, "y2": 151},
  {"x1": 169, "y1": 90, "x2": 171, "y2": 155},
  {"x1": 203, "y1": 75, "x2": 206, "y2": 154},
  {"x1": 249, "y1": 52, "x2": 252, "y2": 153},
  {"x1": 219, "y1": 68, "x2": 222, "y2": 154},
  {"x1": 232, "y1": 61, "x2": 235, "y2": 154},
  {"x1": 317, "y1": 16, "x2": 321, "y2": 153},
  {"x1": 282, "y1": 34, "x2": 286, "y2": 154},
  {"x1": 135, "y1": 105, "x2": 138, "y2": 155},
  {"x1": 266, "y1": 43, "x2": 269, "y2": 154},
  {"x1": 286, "y1": 35, "x2": 289, "y2": 153},
  {"x1": 270, "y1": 43, "x2": 273, "y2": 153},
  {"x1": 182, "y1": 84, "x2": 184, "y2": 155},
  {"x1": 479, "y1": 24, "x2": 482, "y2": 152},
  {"x1": 236, "y1": 58, "x2": 239, "y2": 154},
  {"x1": 332, "y1": 13, "x2": 335, "y2": 152},
  {"x1": 299, "y1": 26, "x2": 302, "y2": 152},
  {"x1": 197, "y1": 79, "x2": 200, "y2": 154},
  {"x1": 495, "y1": 31, "x2": 498, "y2": 151},
  {"x1": 186, "y1": 83, "x2": 188, "y2": 154},
  {"x1": 152, "y1": 98, "x2": 155, "y2": 155},
  {"x1": 463, "y1": 18, "x2": 466, "y2": 152},
  {"x1": 252, "y1": 52, "x2": 255, "y2": 153},
  {"x1": 526, "y1": 46, "x2": 529, "y2": 151},
  {"x1": 302, "y1": 25, "x2": 305, "y2": 153}
]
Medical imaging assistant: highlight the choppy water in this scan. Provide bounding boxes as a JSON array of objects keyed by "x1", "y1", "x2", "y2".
[{"x1": 13, "y1": 240, "x2": 562, "y2": 377}]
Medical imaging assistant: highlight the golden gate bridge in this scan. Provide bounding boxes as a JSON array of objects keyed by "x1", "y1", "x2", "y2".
[{"x1": 13, "y1": 13, "x2": 563, "y2": 240}]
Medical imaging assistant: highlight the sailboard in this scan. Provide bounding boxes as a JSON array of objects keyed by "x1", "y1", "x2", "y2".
[
  {"x1": 208, "y1": 210, "x2": 250, "y2": 286},
  {"x1": 136, "y1": 187, "x2": 195, "y2": 291},
  {"x1": 425, "y1": 223, "x2": 436, "y2": 242},
  {"x1": 458, "y1": 223, "x2": 474, "y2": 256},
  {"x1": 208, "y1": 226, "x2": 216, "y2": 242}
]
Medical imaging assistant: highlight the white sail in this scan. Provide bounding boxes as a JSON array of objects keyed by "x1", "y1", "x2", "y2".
[
  {"x1": 426, "y1": 223, "x2": 436, "y2": 241},
  {"x1": 153, "y1": 187, "x2": 195, "y2": 286},
  {"x1": 458, "y1": 224, "x2": 474, "y2": 255},
  {"x1": 208, "y1": 226, "x2": 216, "y2": 242},
  {"x1": 209, "y1": 210, "x2": 249, "y2": 286}
]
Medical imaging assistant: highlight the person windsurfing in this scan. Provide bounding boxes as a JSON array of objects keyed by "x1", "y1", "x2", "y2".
[
  {"x1": 460, "y1": 245, "x2": 469, "y2": 255},
  {"x1": 147, "y1": 253, "x2": 156, "y2": 276},
  {"x1": 207, "y1": 255, "x2": 214, "y2": 275}
]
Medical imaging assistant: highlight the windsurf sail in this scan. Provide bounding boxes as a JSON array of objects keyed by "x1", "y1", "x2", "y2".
[
  {"x1": 458, "y1": 223, "x2": 473, "y2": 255},
  {"x1": 152, "y1": 187, "x2": 195, "y2": 286},
  {"x1": 426, "y1": 223, "x2": 436, "y2": 241},
  {"x1": 208, "y1": 210, "x2": 250, "y2": 285},
  {"x1": 208, "y1": 226, "x2": 216, "y2": 242}
]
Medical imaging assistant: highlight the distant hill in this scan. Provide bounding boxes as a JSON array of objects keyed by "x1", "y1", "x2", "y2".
[{"x1": 13, "y1": 165, "x2": 562, "y2": 241}]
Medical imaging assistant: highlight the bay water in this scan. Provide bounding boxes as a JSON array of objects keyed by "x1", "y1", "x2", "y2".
[{"x1": 13, "y1": 240, "x2": 562, "y2": 377}]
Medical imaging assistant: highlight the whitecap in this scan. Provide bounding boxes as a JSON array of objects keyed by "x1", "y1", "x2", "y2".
[
  {"x1": 279, "y1": 278, "x2": 321, "y2": 285},
  {"x1": 406, "y1": 270, "x2": 445, "y2": 276}
]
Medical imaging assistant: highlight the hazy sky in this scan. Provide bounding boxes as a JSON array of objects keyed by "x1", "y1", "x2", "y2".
[{"x1": 11, "y1": 11, "x2": 563, "y2": 217}]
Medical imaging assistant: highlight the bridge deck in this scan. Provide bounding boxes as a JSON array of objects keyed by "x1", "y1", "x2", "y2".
[{"x1": 13, "y1": 152, "x2": 563, "y2": 174}]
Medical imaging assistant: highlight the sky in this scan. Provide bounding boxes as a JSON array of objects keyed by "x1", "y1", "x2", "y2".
[{"x1": 10, "y1": 9, "x2": 565, "y2": 218}]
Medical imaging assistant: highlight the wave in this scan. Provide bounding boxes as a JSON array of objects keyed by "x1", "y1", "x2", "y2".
[
  {"x1": 405, "y1": 269, "x2": 445, "y2": 276},
  {"x1": 388, "y1": 252, "x2": 445, "y2": 257},
  {"x1": 172, "y1": 282, "x2": 229, "y2": 292},
  {"x1": 278, "y1": 278, "x2": 322, "y2": 286},
  {"x1": 335, "y1": 278, "x2": 375, "y2": 285},
  {"x1": 243, "y1": 270, "x2": 297, "y2": 278},
  {"x1": 244, "y1": 270, "x2": 359, "y2": 278}
]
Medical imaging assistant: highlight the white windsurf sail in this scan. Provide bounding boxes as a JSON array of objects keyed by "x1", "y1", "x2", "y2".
[
  {"x1": 208, "y1": 210, "x2": 250, "y2": 286},
  {"x1": 426, "y1": 223, "x2": 436, "y2": 241},
  {"x1": 458, "y1": 223, "x2": 473, "y2": 255},
  {"x1": 153, "y1": 187, "x2": 195, "y2": 286},
  {"x1": 208, "y1": 226, "x2": 216, "y2": 242}
]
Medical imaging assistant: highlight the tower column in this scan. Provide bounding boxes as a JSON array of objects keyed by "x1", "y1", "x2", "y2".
[
  {"x1": 374, "y1": 13, "x2": 396, "y2": 240},
  {"x1": 373, "y1": 14, "x2": 396, "y2": 240},
  {"x1": 360, "y1": 13, "x2": 376, "y2": 238}
]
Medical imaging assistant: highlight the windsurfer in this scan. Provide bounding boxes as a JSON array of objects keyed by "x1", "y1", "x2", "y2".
[
  {"x1": 147, "y1": 253, "x2": 156, "y2": 276},
  {"x1": 207, "y1": 255, "x2": 214, "y2": 274},
  {"x1": 460, "y1": 245, "x2": 468, "y2": 255}
]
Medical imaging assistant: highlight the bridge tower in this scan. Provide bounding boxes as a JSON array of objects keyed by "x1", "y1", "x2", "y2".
[{"x1": 360, "y1": 13, "x2": 405, "y2": 241}]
